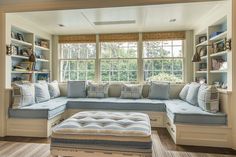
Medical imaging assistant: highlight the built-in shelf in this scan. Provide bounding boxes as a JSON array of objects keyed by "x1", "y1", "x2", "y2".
[
  {"x1": 196, "y1": 40, "x2": 208, "y2": 47},
  {"x1": 209, "y1": 31, "x2": 227, "y2": 41},
  {"x1": 35, "y1": 45, "x2": 50, "y2": 51},
  {"x1": 201, "y1": 56, "x2": 208, "y2": 60},
  {"x1": 11, "y1": 55, "x2": 29, "y2": 59},
  {"x1": 34, "y1": 71, "x2": 50, "y2": 74},
  {"x1": 210, "y1": 70, "x2": 227, "y2": 73},
  {"x1": 196, "y1": 71, "x2": 207, "y2": 74},
  {"x1": 11, "y1": 38, "x2": 32, "y2": 46},
  {"x1": 210, "y1": 51, "x2": 228, "y2": 57},
  {"x1": 217, "y1": 88, "x2": 232, "y2": 94},
  {"x1": 36, "y1": 58, "x2": 49, "y2": 62},
  {"x1": 11, "y1": 71, "x2": 32, "y2": 74}
]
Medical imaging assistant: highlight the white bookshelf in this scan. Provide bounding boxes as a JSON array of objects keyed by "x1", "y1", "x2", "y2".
[
  {"x1": 194, "y1": 16, "x2": 230, "y2": 92},
  {"x1": 10, "y1": 25, "x2": 51, "y2": 84}
]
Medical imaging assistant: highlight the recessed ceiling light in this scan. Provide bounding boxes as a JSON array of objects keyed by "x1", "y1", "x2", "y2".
[
  {"x1": 58, "y1": 24, "x2": 65, "y2": 27},
  {"x1": 169, "y1": 19, "x2": 176, "y2": 23}
]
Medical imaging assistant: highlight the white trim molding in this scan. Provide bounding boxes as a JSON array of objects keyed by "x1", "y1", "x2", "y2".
[{"x1": 0, "y1": 11, "x2": 6, "y2": 137}]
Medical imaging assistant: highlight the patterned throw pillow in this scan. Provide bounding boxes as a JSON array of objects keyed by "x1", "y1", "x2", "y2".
[
  {"x1": 198, "y1": 84, "x2": 219, "y2": 113},
  {"x1": 48, "y1": 80, "x2": 60, "y2": 98},
  {"x1": 120, "y1": 84, "x2": 143, "y2": 99},
  {"x1": 148, "y1": 82, "x2": 170, "y2": 100},
  {"x1": 35, "y1": 82, "x2": 51, "y2": 103},
  {"x1": 12, "y1": 83, "x2": 35, "y2": 108},
  {"x1": 186, "y1": 82, "x2": 201, "y2": 106},
  {"x1": 179, "y1": 83, "x2": 190, "y2": 100},
  {"x1": 87, "y1": 82, "x2": 109, "y2": 98}
]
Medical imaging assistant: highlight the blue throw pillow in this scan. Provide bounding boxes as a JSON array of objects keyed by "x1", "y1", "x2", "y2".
[
  {"x1": 67, "y1": 81, "x2": 86, "y2": 98},
  {"x1": 148, "y1": 82, "x2": 170, "y2": 100}
]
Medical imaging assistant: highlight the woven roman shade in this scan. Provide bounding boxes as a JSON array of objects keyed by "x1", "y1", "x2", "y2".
[
  {"x1": 99, "y1": 33, "x2": 139, "y2": 42},
  {"x1": 143, "y1": 31, "x2": 186, "y2": 41},
  {"x1": 58, "y1": 34, "x2": 96, "y2": 43}
]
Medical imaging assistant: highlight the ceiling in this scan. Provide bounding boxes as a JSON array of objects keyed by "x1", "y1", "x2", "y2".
[{"x1": 10, "y1": 1, "x2": 226, "y2": 35}]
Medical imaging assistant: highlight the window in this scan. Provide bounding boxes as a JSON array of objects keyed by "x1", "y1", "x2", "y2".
[
  {"x1": 100, "y1": 42, "x2": 138, "y2": 82},
  {"x1": 60, "y1": 43, "x2": 96, "y2": 81},
  {"x1": 143, "y1": 40, "x2": 183, "y2": 82}
]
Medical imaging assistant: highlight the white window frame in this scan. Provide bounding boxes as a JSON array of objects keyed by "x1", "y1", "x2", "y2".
[{"x1": 58, "y1": 36, "x2": 186, "y2": 83}]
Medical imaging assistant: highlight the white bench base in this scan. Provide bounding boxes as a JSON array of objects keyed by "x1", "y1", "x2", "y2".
[
  {"x1": 6, "y1": 113, "x2": 65, "y2": 137},
  {"x1": 165, "y1": 115, "x2": 232, "y2": 148}
]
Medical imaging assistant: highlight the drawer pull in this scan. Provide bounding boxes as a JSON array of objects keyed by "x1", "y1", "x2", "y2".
[
  {"x1": 150, "y1": 118, "x2": 157, "y2": 122},
  {"x1": 166, "y1": 122, "x2": 171, "y2": 126}
]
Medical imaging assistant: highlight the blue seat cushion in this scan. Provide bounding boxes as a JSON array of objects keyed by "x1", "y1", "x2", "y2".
[
  {"x1": 9, "y1": 97, "x2": 68, "y2": 119},
  {"x1": 67, "y1": 98, "x2": 166, "y2": 112},
  {"x1": 164, "y1": 99, "x2": 227, "y2": 125}
]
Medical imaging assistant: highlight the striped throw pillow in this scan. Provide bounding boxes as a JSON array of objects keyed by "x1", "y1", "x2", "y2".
[{"x1": 198, "y1": 84, "x2": 219, "y2": 113}]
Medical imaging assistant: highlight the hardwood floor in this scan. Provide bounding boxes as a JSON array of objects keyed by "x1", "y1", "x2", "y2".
[{"x1": 0, "y1": 128, "x2": 236, "y2": 157}]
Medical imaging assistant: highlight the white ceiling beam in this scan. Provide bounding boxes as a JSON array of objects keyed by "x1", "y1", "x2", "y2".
[{"x1": 0, "y1": 0, "x2": 223, "y2": 12}]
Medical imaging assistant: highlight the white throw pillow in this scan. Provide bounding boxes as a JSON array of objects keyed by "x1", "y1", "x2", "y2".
[
  {"x1": 48, "y1": 80, "x2": 60, "y2": 98},
  {"x1": 186, "y1": 82, "x2": 201, "y2": 106},
  {"x1": 35, "y1": 82, "x2": 51, "y2": 103},
  {"x1": 12, "y1": 83, "x2": 35, "y2": 108},
  {"x1": 179, "y1": 84, "x2": 190, "y2": 100},
  {"x1": 120, "y1": 84, "x2": 143, "y2": 99}
]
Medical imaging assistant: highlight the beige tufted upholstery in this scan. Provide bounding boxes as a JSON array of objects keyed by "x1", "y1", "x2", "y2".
[
  {"x1": 59, "y1": 82, "x2": 185, "y2": 99},
  {"x1": 52, "y1": 111, "x2": 151, "y2": 137}
]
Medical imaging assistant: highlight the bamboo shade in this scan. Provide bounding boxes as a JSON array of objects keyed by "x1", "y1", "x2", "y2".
[
  {"x1": 58, "y1": 34, "x2": 96, "y2": 43},
  {"x1": 99, "y1": 33, "x2": 139, "y2": 42},
  {"x1": 143, "y1": 31, "x2": 186, "y2": 41}
]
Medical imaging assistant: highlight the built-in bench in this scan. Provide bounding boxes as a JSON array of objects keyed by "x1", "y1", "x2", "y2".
[{"x1": 5, "y1": 83, "x2": 232, "y2": 148}]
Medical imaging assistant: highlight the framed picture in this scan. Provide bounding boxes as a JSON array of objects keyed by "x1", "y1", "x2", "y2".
[
  {"x1": 199, "y1": 36, "x2": 207, "y2": 43},
  {"x1": 11, "y1": 45, "x2": 19, "y2": 55},
  {"x1": 11, "y1": 32, "x2": 16, "y2": 39},
  {"x1": 17, "y1": 33, "x2": 24, "y2": 41},
  {"x1": 20, "y1": 48, "x2": 29, "y2": 56},
  {"x1": 40, "y1": 40, "x2": 48, "y2": 48}
]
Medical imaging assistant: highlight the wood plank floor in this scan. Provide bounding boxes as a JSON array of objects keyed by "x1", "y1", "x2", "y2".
[{"x1": 0, "y1": 128, "x2": 236, "y2": 157}]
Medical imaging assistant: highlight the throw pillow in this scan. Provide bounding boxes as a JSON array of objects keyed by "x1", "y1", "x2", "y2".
[
  {"x1": 87, "y1": 82, "x2": 109, "y2": 98},
  {"x1": 48, "y1": 80, "x2": 60, "y2": 98},
  {"x1": 198, "y1": 84, "x2": 219, "y2": 113},
  {"x1": 12, "y1": 83, "x2": 35, "y2": 108},
  {"x1": 186, "y1": 82, "x2": 201, "y2": 106},
  {"x1": 148, "y1": 82, "x2": 170, "y2": 100},
  {"x1": 35, "y1": 82, "x2": 51, "y2": 103},
  {"x1": 179, "y1": 83, "x2": 190, "y2": 100},
  {"x1": 67, "y1": 81, "x2": 86, "y2": 98},
  {"x1": 120, "y1": 84, "x2": 143, "y2": 99}
]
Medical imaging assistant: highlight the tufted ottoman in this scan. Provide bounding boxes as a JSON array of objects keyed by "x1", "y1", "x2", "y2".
[{"x1": 50, "y1": 111, "x2": 152, "y2": 157}]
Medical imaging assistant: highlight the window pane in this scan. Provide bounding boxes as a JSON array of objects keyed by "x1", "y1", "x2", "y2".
[
  {"x1": 70, "y1": 71, "x2": 78, "y2": 80},
  {"x1": 173, "y1": 40, "x2": 182, "y2": 46},
  {"x1": 69, "y1": 61, "x2": 77, "y2": 71},
  {"x1": 143, "y1": 41, "x2": 162, "y2": 58},
  {"x1": 173, "y1": 46, "x2": 182, "y2": 57},
  {"x1": 173, "y1": 59, "x2": 183, "y2": 71},
  {"x1": 101, "y1": 71, "x2": 109, "y2": 81},
  {"x1": 162, "y1": 46, "x2": 172, "y2": 57},
  {"x1": 163, "y1": 60, "x2": 172, "y2": 71},
  {"x1": 101, "y1": 42, "x2": 137, "y2": 58}
]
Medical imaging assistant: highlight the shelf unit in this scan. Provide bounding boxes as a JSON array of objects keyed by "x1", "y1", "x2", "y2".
[
  {"x1": 10, "y1": 25, "x2": 51, "y2": 84},
  {"x1": 193, "y1": 16, "x2": 230, "y2": 92}
]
